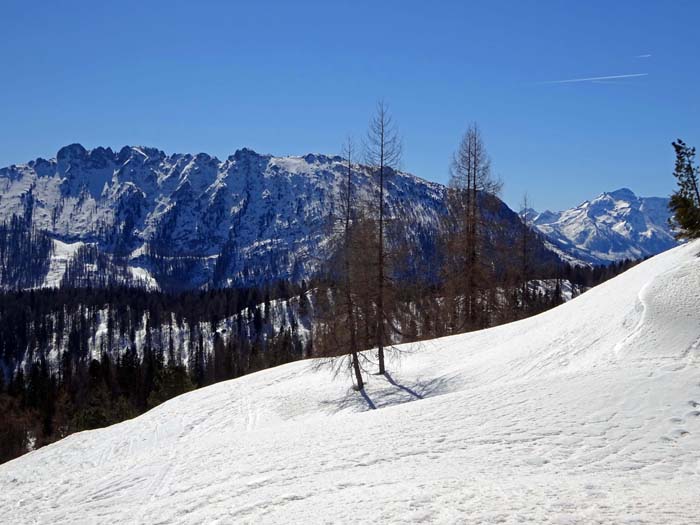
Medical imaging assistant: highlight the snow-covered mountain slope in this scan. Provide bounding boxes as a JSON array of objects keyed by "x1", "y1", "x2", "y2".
[
  {"x1": 1, "y1": 144, "x2": 551, "y2": 290},
  {"x1": 2, "y1": 241, "x2": 699, "y2": 524},
  {"x1": 528, "y1": 188, "x2": 678, "y2": 265}
]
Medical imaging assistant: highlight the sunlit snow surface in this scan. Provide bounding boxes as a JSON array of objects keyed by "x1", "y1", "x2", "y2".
[
  {"x1": 2, "y1": 242, "x2": 700, "y2": 524},
  {"x1": 41, "y1": 239, "x2": 84, "y2": 288}
]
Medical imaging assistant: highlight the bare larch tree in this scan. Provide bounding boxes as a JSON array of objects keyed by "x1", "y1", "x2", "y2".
[
  {"x1": 341, "y1": 138, "x2": 364, "y2": 389},
  {"x1": 365, "y1": 101, "x2": 401, "y2": 375},
  {"x1": 519, "y1": 193, "x2": 534, "y2": 313},
  {"x1": 444, "y1": 123, "x2": 501, "y2": 331}
]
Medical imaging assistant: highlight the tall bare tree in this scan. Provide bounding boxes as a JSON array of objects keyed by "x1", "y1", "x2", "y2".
[
  {"x1": 365, "y1": 101, "x2": 401, "y2": 375},
  {"x1": 443, "y1": 123, "x2": 501, "y2": 331},
  {"x1": 312, "y1": 138, "x2": 375, "y2": 390},
  {"x1": 340, "y1": 138, "x2": 364, "y2": 389},
  {"x1": 519, "y1": 193, "x2": 534, "y2": 313}
]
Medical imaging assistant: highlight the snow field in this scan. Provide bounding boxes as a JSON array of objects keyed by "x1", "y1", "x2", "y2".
[{"x1": 1, "y1": 241, "x2": 699, "y2": 524}]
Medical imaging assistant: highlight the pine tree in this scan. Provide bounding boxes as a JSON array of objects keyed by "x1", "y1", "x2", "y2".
[{"x1": 670, "y1": 139, "x2": 700, "y2": 238}]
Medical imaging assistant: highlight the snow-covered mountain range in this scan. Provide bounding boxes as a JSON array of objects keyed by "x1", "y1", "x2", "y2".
[
  {"x1": 526, "y1": 188, "x2": 678, "y2": 265},
  {"x1": 2, "y1": 240, "x2": 698, "y2": 524},
  {"x1": 0, "y1": 144, "x2": 553, "y2": 290},
  {"x1": 0, "y1": 145, "x2": 446, "y2": 289},
  {"x1": 0, "y1": 145, "x2": 677, "y2": 288}
]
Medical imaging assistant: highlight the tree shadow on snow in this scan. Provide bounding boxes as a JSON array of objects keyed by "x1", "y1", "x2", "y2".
[
  {"x1": 319, "y1": 373, "x2": 461, "y2": 414},
  {"x1": 384, "y1": 372, "x2": 423, "y2": 400},
  {"x1": 359, "y1": 388, "x2": 377, "y2": 410}
]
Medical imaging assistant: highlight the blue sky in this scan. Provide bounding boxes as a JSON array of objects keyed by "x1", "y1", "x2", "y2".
[{"x1": 1, "y1": 0, "x2": 698, "y2": 211}]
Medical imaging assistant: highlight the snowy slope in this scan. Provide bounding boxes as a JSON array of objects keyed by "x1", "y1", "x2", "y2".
[
  {"x1": 1, "y1": 244, "x2": 699, "y2": 523},
  {"x1": 529, "y1": 188, "x2": 678, "y2": 265}
]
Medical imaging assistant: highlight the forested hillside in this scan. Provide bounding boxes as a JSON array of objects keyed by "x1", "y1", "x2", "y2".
[
  {"x1": 0, "y1": 255, "x2": 638, "y2": 463},
  {"x1": 0, "y1": 283, "x2": 310, "y2": 462}
]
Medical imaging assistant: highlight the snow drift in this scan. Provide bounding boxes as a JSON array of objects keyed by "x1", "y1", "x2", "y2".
[{"x1": 1, "y1": 241, "x2": 699, "y2": 524}]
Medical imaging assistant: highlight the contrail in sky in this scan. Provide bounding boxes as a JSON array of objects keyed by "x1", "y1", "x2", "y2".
[
  {"x1": 635, "y1": 54, "x2": 652, "y2": 58},
  {"x1": 539, "y1": 73, "x2": 648, "y2": 85}
]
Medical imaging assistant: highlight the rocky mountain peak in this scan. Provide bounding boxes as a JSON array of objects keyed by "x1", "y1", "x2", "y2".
[{"x1": 529, "y1": 189, "x2": 677, "y2": 265}]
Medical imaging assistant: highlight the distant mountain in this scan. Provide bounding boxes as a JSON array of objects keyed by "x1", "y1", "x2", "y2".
[
  {"x1": 0, "y1": 144, "x2": 558, "y2": 291},
  {"x1": 526, "y1": 188, "x2": 678, "y2": 265}
]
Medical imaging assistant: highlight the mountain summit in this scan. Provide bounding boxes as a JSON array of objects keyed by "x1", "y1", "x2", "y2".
[{"x1": 528, "y1": 188, "x2": 677, "y2": 265}]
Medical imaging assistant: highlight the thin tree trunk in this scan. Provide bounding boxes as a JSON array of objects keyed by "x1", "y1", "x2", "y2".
[
  {"x1": 365, "y1": 101, "x2": 400, "y2": 375},
  {"x1": 377, "y1": 148, "x2": 386, "y2": 375},
  {"x1": 343, "y1": 149, "x2": 363, "y2": 390}
]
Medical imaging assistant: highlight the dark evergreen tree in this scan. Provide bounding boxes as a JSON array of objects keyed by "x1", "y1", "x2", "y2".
[{"x1": 670, "y1": 139, "x2": 700, "y2": 239}]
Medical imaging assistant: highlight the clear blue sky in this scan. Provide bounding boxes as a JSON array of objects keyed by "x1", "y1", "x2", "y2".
[{"x1": 1, "y1": 0, "x2": 698, "y2": 211}]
